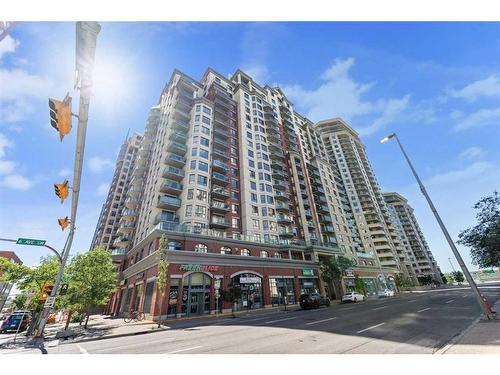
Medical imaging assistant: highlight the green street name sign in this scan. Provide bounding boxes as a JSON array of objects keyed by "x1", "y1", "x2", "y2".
[{"x1": 16, "y1": 238, "x2": 46, "y2": 246}]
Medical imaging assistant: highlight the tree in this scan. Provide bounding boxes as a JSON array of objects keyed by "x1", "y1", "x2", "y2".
[
  {"x1": 156, "y1": 235, "x2": 169, "y2": 328},
  {"x1": 452, "y1": 271, "x2": 465, "y2": 284},
  {"x1": 11, "y1": 293, "x2": 27, "y2": 310},
  {"x1": 417, "y1": 275, "x2": 433, "y2": 285},
  {"x1": 319, "y1": 256, "x2": 356, "y2": 299},
  {"x1": 394, "y1": 274, "x2": 414, "y2": 291},
  {"x1": 65, "y1": 247, "x2": 117, "y2": 328},
  {"x1": 458, "y1": 191, "x2": 500, "y2": 268},
  {"x1": 354, "y1": 276, "x2": 367, "y2": 296},
  {"x1": 440, "y1": 271, "x2": 448, "y2": 285},
  {"x1": 220, "y1": 285, "x2": 242, "y2": 317}
]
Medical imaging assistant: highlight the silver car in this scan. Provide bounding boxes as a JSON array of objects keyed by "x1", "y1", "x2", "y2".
[{"x1": 341, "y1": 291, "x2": 365, "y2": 303}]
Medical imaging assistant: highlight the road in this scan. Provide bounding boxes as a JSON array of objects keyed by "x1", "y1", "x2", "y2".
[{"x1": 37, "y1": 285, "x2": 499, "y2": 354}]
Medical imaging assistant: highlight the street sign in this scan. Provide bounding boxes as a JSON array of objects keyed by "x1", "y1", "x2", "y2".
[
  {"x1": 44, "y1": 296, "x2": 55, "y2": 308},
  {"x1": 16, "y1": 238, "x2": 46, "y2": 246},
  {"x1": 59, "y1": 283, "x2": 69, "y2": 296}
]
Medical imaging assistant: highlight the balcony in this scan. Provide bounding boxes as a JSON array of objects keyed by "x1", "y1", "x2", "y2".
[
  {"x1": 320, "y1": 215, "x2": 333, "y2": 222},
  {"x1": 210, "y1": 216, "x2": 231, "y2": 229},
  {"x1": 124, "y1": 196, "x2": 139, "y2": 209},
  {"x1": 302, "y1": 199, "x2": 311, "y2": 207},
  {"x1": 211, "y1": 186, "x2": 230, "y2": 199},
  {"x1": 316, "y1": 204, "x2": 329, "y2": 213},
  {"x1": 164, "y1": 153, "x2": 186, "y2": 168},
  {"x1": 111, "y1": 248, "x2": 128, "y2": 257},
  {"x1": 172, "y1": 120, "x2": 189, "y2": 132},
  {"x1": 211, "y1": 200, "x2": 230, "y2": 213},
  {"x1": 213, "y1": 137, "x2": 228, "y2": 150},
  {"x1": 212, "y1": 171, "x2": 229, "y2": 185},
  {"x1": 213, "y1": 149, "x2": 229, "y2": 160},
  {"x1": 321, "y1": 225, "x2": 335, "y2": 233},
  {"x1": 166, "y1": 141, "x2": 187, "y2": 155},
  {"x1": 275, "y1": 202, "x2": 290, "y2": 212},
  {"x1": 127, "y1": 186, "x2": 142, "y2": 196},
  {"x1": 169, "y1": 131, "x2": 187, "y2": 143},
  {"x1": 278, "y1": 228, "x2": 294, "y2": 237},
  {"x1": 214, "y1": 116, "x2": 230, "y2": 128},
  {"x1": 154, "y1": 213, "x2": 179, "y2": 225},
  {"x1": 274, "y1": 190, "x2": 289, "y2": 201},
  {"x1": 157, "y1": 195, "x2": 181, "y2": 210},
  {"x1": 173, "y1": 107, "x2": 191, "y2": 121},
  {"x1": 272, "y1": 179, "x2": 287, "y2": 190},
  {"x1": 122, "y1": 208, "x2": 137, "y2": 220},
  {"x1": 270, "y1": 150, "x2": 285, "y2": 160},
  {"x1": 276, "y1": 214, "x2": 292, "y2": 223},
  {"x1": 272, "y1": 170, "x2": 286, "y2": 179},
  {"x1": 271, "y1": 160, "x2": 286, "y2": 169},
  {"x1": 117, "y1": 221, "x2": 135, "y2": 235},
  {"x1": 306, "y1": 221, "x2": 315, "y2": 228},
  {"x1": 113, "y1": 236, "x2": 130, "y2": 248},
  {"x1": 213, "y1": 125, "x2": 230, "y2": 139},
  {"x1": 160, "y1": 179, "x2": 183, "y2": 194},
  {"x1": 212, "y1": 159, "x2": 228, "y2": 173},
  {"x1": 162, "y1": 166, "x2": 184, "y2": 181}
]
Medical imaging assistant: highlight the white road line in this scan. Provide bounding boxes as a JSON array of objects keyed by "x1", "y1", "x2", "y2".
[
  {"x1": 445, "y1": 299, "x2": 455, "y2": 304},
  {"x1": 76, "y1": 343, "x2": 89, "y2": 354},
  {"x1": 305, "y1": 317, "x2": 337, "y2": 326},
  {"x1": 372, "y1": 306, "x2": 387, "y2": 310},
  {"x1": 462, "y1": 295, "x2": 469, "y2": 298},
  {"x1": 164, "y1": 345, "x2": 203, "y2": 354},
  {"x1": 408, "y1": 299, "x2": 417, "y2": 303},
  {"x1": 418, "y1": 307, "x2": 431, "y2": 313},
  {"x1": 339, "y1": 306, "x2": 356, "y2": 311},
  {"x1": 265, "y1": 317, "x2": 297, "y2": 324},
  {"x1": 356, "y1": 322, "x2": 385, "y2": 334},
  {"x1": 241, "y1": 316, "x2": 276, "y2": 323}
]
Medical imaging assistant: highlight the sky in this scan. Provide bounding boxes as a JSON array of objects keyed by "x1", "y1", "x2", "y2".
[{"x1": 1, "y1": 22, "x2": 499, "y2": 272}]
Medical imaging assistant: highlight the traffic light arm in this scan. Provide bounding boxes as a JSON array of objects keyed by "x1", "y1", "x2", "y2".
[{"x1": 0, "y1": 238, "x2": 62, "y2": 263}]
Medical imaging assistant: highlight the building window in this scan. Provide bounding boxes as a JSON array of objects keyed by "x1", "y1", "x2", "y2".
[
  {"x1": 194, "y1": 243, "x2": 208, "y2": 253},
  {"x1": 260, "y1": 251, "x2": 268, "y2": 258},
  {"x1": 168, "y1": 241, "x2": 182, "y2": 250},
  {"x1": 220, "y1": 246, "x2": 232, "y2": 255},
  {"x1": 185, "y1": 205, "x2": 192, "y2": 217},
  {"x1": 240, "y1": 249, "x2": 250, "y2": 256}
]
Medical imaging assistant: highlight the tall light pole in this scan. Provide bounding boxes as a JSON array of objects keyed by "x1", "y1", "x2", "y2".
[
  {"x1": 380, "y1": 133, "x2": 494, "y2": 319},
  {"x1": 448, "y1": 257, "x2": 457, "y2": 273},
  {"x1": 35, "y1": 22, "x2": 101, "y2": 339}
]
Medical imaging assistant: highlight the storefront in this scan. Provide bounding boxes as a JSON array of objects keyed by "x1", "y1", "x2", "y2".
[
  {"x1": 231, "y1": 272, "x2": 263, "y2": 311},
  {"x1": 181, "y1": 272, "x2": 212, "y2": 316},
  {"x1": 269, "y1": 276, "x2": 296, "y2": 306}
]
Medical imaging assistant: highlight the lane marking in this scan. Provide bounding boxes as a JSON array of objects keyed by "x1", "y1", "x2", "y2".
[
  {"x1": 99, "y1": 337, "x2": 176, "y2": 351},
  {"x1": 445, "y1": 299, "x2": 455, "y2": 304},
  {"x1": 372, "y1": 306, "x2": 387, "y2": 311},
  {"x1": 265, "y1": 317, "x2": 297, "y2": 324},
  {"x1": 239, "y1": 316, "x2": 275, "y2": 323},
  {"x1": 408, "y1": 299, "x2": 417, "y2": 303},
  {"x1": 356, "y1": 322, "x2": 385, "y2": 334},
  {"x1": 418, "y1": 307, "x2": 431, "y2": 313},
  {"x1": 462, "y1": 295, "x2": 469, "y2": 298},
  {"x1": 76, "y1": 343, "x2": 89, "y2": 354},
  {"x1": 305, "y1": 317, "x2": 337, "y2": 326},
  {"x1": 338, "y1": 306, "x2": 356, "y2": 311},
  {"x1": 164, "y1": 345, "x2": 203, "y2": 354}
]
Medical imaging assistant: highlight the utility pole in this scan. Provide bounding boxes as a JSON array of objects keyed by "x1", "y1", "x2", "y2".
[
  {"x1": 35, "y1": 22, "x2": 101, "y2": 339},
  {"x1": 448, "y1": 257, "x2": 457, "y2": 273},
  {"x1": 381, "y1": 133, "x2": 495, "y2": 319}
]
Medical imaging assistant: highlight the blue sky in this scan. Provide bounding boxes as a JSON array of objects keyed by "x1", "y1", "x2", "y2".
[{"x1": 1, "y1": 22, "x2": 499, "y2": 272}]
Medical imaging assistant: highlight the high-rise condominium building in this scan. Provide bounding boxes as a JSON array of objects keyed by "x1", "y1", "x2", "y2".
[
  {"x1": 91, "y1": 133, "x2": 143, "y2": 251},
  {"x1": 383, "y1": 192, "x2": 442, "y2": 282},
  {"x1": 98, "y1": 68, "x2": 438, "y2": 320}
]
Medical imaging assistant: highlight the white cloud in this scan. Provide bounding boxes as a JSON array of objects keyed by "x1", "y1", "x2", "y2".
[
  {"x1": 0, "y1": 35, "x2": 19, "y2": 60},
  {"x1": 282, "y1": 58, "x2": 411, "y2": 136},
  {"x1": 459, "y1": 146, "x2": 484, "y2": 160},
  {"x1": 425, "y1": 161, "x2": 494, "y2": 187},
  {"x1": 0, "y1": 133, "x2": 14, "y2": 158},
  {"x1": 58, "y1": 168, "x2": 72, "y2": 178},
  {"x1": 88, "y1": 156, "x2": 114, "y2": 173},
  {"x1": 241, "y1": 64, "x2": 269, "y2": 84},
  {"x1": 453, "y1": 106, "x2": 500, "y2": 131},
  {"x1": 449, "y1": 75, "x2": 500, "y2": 102},
  {"x1": 97, "y1": 183, "x2": 110, "y2": 196},
  {"x1": 0, "y1": 160, "x2": 16, "y2": 175},
  {"x1": 0, "y1": 174, "x2": 33, "y2": 191}
]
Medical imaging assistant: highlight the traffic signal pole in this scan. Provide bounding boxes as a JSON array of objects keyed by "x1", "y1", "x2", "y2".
[{"x1": 34, "y1": 22, "x2": 101, "y2": 339}]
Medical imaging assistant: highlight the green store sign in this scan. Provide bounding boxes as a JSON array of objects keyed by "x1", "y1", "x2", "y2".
[{"x1": 302, "y1": 269, "x2": 314, "y2": 276}]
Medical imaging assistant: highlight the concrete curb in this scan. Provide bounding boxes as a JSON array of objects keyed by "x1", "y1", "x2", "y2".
[
  {"x1": 434, "y1": 315, "x2": 482, "y2": 354},
  {"x1": 59, "y1": 326, "x2": 169, "y2": 345}
]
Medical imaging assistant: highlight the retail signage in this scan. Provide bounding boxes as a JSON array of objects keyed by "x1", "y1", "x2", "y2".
[
  {"x1": 179, "y1": 264, "x2": 219, "y2": 272},
  {"x1": 240, "y1": 277, "x2": 260, "y2": 284},
  {"x1": 302, "y1": 269, "x2": 314, "y2": 276},
  {"x1": 345, "y1": 270, "x2": 355, "y2": 277}
]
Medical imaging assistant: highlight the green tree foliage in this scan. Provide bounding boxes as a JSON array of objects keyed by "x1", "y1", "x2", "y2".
[
  {"x1": 319, "y1": 256, "x2": 356, "y2": 299},
  {"x1": 452, "y1": 270, "x2": 465, "y2": 283},
  {"x1": 220, "y1": 285, "x2": 242, "y2": 317},
  {"x1": 11, "y1": 293, "x2": 27, "y2": 310},
  {"x1": 156, "y1": 235, "x2": 169, "y2": 327},
  {"x1": 417, "y1": 275, "x2": 433, "y2": 285},
  {"x1": 65, "y1": 246, "x2": 117, "y2": 328},
  {"x1": 394, "y1": 274, "x2": 414, "y2": 290},
  {"x1": 354, "y1": 276, "x2": 367, "y2": 296},
  {"x1": 458, "y1": 191, "x2": 500, "y2": 268},
  {"x1": 440, "y1": 271, "x2": 448, "y2": 284}
]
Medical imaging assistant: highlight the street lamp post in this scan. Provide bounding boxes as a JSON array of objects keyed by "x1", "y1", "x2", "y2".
[{"x1": 380, "y1": 133, "x2": 494, "y2": 319}]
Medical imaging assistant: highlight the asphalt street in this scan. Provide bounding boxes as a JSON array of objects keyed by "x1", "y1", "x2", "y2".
[{"x1": 39, "y1": 284, "x2": 500, "y2": 354}]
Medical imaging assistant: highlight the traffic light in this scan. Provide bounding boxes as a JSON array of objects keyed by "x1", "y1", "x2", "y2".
[
  {"x1": 40, "y1": 283, "x2": 54, "y2": 302},
  {"x1": 49, "y1": 94, "x2": 72, "y2": 141},
  {"x1": 58, "y1": 216, "x2": 71, "y2": 231},
  {"x1": 54, "y1": 180, "x2": 69, "y2": 203}
]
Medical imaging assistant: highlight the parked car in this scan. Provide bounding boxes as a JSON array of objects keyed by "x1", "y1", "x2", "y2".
[
  {"x1": 377, "y1": 289, "x2": 395, "y2": 298},
  {"x1": 300, "y1": 293, "x2": 331, "y2": 309},
  {"x1": 0, "y1": 312, "x2": 31, "y2": 333},
  {"x1": 341, "y1": 291, "x2": 365, "y2": 303}
]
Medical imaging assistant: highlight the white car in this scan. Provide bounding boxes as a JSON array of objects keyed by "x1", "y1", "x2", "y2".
[
  {"x1": 341, "y1": 291, "x2": 365, "y2": 303},
  {"x1": 377, "y1": 289, "x2": 395, "y2": 298}
]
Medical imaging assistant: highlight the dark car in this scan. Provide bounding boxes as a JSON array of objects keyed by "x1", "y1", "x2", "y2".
[
  {"x1": 0, "y1": 312, "x2": 31, "y2": 333},
  {"x1": 300, "y1": 293, "x2": 331, "y2": 309}
]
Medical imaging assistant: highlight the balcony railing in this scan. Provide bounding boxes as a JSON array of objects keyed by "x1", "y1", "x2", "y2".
[{"x1": 157, "y1": 195, "x2": 181, "y2": 208}]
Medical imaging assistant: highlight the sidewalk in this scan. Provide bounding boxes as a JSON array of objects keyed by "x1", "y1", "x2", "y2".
[{"x1": 439, "y1": 299, "x2": 500, "y2": 354}]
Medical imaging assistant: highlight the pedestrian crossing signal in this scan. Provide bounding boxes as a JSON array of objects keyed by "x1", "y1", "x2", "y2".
[
  {"x1": 40, "y1": 283, "x2": 54, "y2": 302},
  {"x1": 49, "y1": 94, "x2": 72, "y2": 141},
  {"x1": 54, "y1": 180, "x2": 69, "y2": 204}
]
